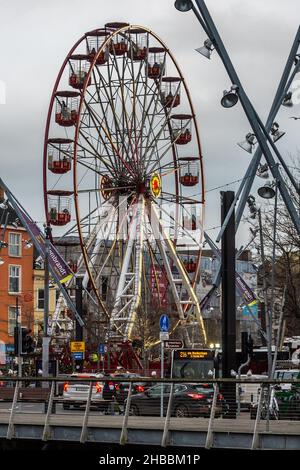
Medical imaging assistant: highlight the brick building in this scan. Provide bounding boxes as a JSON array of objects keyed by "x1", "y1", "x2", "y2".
[{"x1": 0, "y1": 190, "x2": 34, "y2": 350}]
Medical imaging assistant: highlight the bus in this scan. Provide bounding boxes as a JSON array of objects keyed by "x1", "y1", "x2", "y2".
[{"x1": 171, "y1": 349, "x2": 217, "y2": 379}]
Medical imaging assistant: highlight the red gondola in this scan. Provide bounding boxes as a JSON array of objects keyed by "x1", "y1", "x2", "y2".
[
  {"x1": 179, "y1": 158, "x2": 199, "y2": 187},
  {"x1": 146, "y1": 47, "x2": 166, "y2": 79},
  {"x1": 86, "y1": 30, "x2": 110, "y2": 65},
  {"x1": 161, "y1": 77, "x2": 181, "y2": 108},
  {"x1": 69, "y1": 55, "x2": 91, "y2": 89},
  {"x1": 47, "y1": 138, "x2": 73, "y2": 174},
  {"x1": 171, "y1": 114, "x2": 193, "y2": 145},
  {"x1": 55, "y1": 91, "x2": 80, "y2": 127},
  {"x1": 47, "y1": 190, "x2": 73, "y2": 226}
]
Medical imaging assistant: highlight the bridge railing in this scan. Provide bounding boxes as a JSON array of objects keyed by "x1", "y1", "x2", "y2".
[{"x1": 0, "y1": 376, "x2": 299, "y2": 448}]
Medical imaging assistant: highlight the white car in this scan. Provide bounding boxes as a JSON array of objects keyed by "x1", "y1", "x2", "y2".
[
  {"x1": 237, "y1": 374, "x2": 268, "y2": 410},
  {"x1": 62, "y1": 373, "x2": 105, "y2": 410}
]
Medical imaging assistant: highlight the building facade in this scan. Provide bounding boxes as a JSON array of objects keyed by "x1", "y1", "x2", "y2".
[{"x1": 0, "y1": 201, "x2": 34, "y2": 351}]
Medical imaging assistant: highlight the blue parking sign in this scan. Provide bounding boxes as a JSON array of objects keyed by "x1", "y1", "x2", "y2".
[
  {"x1": 98, "y1": 344, "x2": 106, "y2": 354},
  {"x1": 159, "y1": 314, "x2": 169, "y2": 332}
]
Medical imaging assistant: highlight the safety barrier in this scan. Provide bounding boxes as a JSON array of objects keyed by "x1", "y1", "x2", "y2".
[{"x1": 0, "y1": 376, "x2": 299, "y2": 449}]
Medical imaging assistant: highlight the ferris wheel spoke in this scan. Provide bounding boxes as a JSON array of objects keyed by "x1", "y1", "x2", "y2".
[
  {"x1": 83, "y1": 82, "x2": 126, "y2": 170},
  {"x1": 149, "y1": 201, "x2": 206, "y2": 344},
  {"x1": 81, "y1": 100, "x2": 136, "y2": 178},
  {"x1": 87, "y1": 68, "x2": 124, "y2": 172},
  {"x1": 77, "y1": 127, "x2": 118, "y2": 177},
  {"x1": 98, "y1": 54, "x2": 138, "y2": 174},
  {"x1": 108, "y1": 51, "x2": 142, "y2": 172}
]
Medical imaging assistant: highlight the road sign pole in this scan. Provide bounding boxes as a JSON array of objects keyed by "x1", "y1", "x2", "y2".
[
  {"x1": 159, "y1": 315, "x2": 169, "y2": 419},
  {"x1": 161, "y1": 339, "x2": 164, "y2": 418}
]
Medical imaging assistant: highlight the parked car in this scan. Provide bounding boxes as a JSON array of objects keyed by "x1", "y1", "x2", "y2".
[
  {"x1": 128, "y1": 382, "x2": 226, "y2": 418},
  {"x1": 62, "y1": 373, "x2": 106, "y2": 410}
]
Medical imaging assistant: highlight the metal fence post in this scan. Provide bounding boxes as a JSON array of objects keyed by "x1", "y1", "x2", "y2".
[
  {"x1": 80, "y1": 381, "x2": 93, "y2": 443},
  {"x1": 42, "y1": 381, "x2": 55, "y2": 441},
  {"x1": 205, "y1": 383, "x2": 218, "y2": 449},
  {"x1": 120, "y1": 382, "x2": 133, "y2": 445},
  {"x1": 251, "y1": 384, "x2": 264, "y2": 450},
  {"x1": 7, "y1": 380, "x2": 20, "y2": 440},
  {"x1": 161, "y1": 383, "x2": 174, "y2": 447}
]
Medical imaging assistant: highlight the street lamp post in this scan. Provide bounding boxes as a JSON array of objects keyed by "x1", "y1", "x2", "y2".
[
  {"x1": 42, "y1": 224, "x2": 51, "y2": 385},
  {"x1": 16, "y1": 296, "x2": 22, "y2": 378}
]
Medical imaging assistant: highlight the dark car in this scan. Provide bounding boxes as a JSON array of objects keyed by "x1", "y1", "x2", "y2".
[
  {"x1": 102, "y1": 373, "x2": 150, "y2": 404},
  {"x1": 128, "y1": 383, "x2": 226, "y2": 418}
]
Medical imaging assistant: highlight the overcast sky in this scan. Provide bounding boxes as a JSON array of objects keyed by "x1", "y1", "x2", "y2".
[{"x1": 0, "y1": 0, "x2": 299, "y2": 248}]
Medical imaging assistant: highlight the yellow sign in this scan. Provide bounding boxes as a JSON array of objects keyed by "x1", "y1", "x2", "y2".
[
  {"x1": 70, "y1": 341, "x2": 85, "y2": 353},
  {"x1": 150, "y1": 173, "x2": 161, "y2": 198},
  {"x1": 178, "y1": 350, "x2": 210, "y2": 359}
]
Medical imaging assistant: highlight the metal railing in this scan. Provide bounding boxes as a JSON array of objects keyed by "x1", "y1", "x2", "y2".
[{"x1": 0, "y1": 376, "x2": 299, "y2": 449}]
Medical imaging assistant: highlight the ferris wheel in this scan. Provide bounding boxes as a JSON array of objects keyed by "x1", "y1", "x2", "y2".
[{"x1": 43, "y1": 22, "x2": 207, "y2": 347}]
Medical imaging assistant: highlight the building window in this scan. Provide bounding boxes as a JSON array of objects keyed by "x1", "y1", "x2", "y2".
[
  {"x1": 9, "y1": 265, "x2": 21, "y2": 293},
  {"x1": 37, "y1": 289, "x2": 44, "y2": 310},
  {"x1": 8, "y1": 306, "x2": 20, "y2": 336},
  {"x1": 8, "y1": 232, "x2": 21, "y2": 257}
]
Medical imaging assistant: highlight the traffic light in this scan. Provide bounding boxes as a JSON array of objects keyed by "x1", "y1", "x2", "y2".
[{"x1": 14, "y1": 327, "x2": 34, "y2": 355}]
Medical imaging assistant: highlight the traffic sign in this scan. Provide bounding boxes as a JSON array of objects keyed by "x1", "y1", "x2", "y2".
[
  {"x1": 70, "y1": 341, "x2": 85, "y2": 353},
  {"x1": 72, "y1": 352, "x2": 84, "y2": 360},
  {"x1": 98, "y1": 344, "x2": 106, "y2": 354},
  {"x1": 159, "y1": 314, "x2": 169, "y2": 332},
  {"x1": 164, "y1": 340, "x2": 183, "y2": 350},
  {"x1": 160, "y1": 332, "x2": 169, "y2": 341}
]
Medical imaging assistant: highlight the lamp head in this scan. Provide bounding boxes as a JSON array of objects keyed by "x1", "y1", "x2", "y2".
[
  {"x1": 237, "y1": 132, "x2": 256, "y2": 153},
  {"x1": 258, "y1": 181, "x2": 276, "y2": 199},
  {"x1": 174, "y1": 0, "x2": 192, "y2": 11},
  {"x1": 256, "y1": 163, "x2": 269, "y2": 179},
  {"x1": 195, "y1": 39, "x2": 214, "y2": 59},
  {"x1": 282, "y1": 92, "x2": 293, "y2": 107},
  {"x1": 221, "y1": 85, "x2": 239, "y2": 108}
]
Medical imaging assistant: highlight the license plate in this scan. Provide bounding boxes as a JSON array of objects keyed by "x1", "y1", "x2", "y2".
[{"x1": 76, "y1": 387, "x2": 87, "y2": 392}]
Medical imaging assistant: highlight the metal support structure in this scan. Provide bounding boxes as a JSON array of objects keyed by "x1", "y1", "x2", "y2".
[
  {"x1": 221, "y1": 192, "x2": 236, "y2": 378},
  {"x1": 160, "y1": 348, "x2": 164, "y2": 418},
  {"x1": 258, "y1": 209, "x2": 272, "y2": 377},
  {"x1": 42, "y1": 225, "x2": 51, "y2": 384},
  {"x1": 192, "y1": 0, "x2": 300, "y2": 236},
  {"x1": 75, "y1": 276, "x2": 83, "y2": 341},
  {"x1": 109, "y1": 196, "x2": 145, "y2": 340},
  {"x1": 221, "y1": 191, "x2": 236, "y2": 418},
  {"x1": 80, "y1": 381, "x2": 93, "y2": 443},
  {"x1": 161, "y1": 382, "x2": 174, "y2": 447},
  {"x1": 151, "y1": 202, "x2": 207, "y2": 345},
  {"x1": 42, "y1": 381, "x2": 55, "y2": 441},
  {"x1": 6, "y1": 380, "x2": 20, "y2": 440},
  {"x1": 251, "y1": 383, "x2": 264, "y2": 450},
  {"x1": 120, "y1": 382, "x2": 133, "y2": 445},
  {"x1": 204, "y1": 231, "x2": 268, "y2": 340},
  {"x1": 205, "y1": 382, "x2": 218, "y2": 449}
]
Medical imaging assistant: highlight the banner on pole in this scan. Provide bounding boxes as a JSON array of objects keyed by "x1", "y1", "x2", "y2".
[{"x1": 13, "y1": 201, "x2": 73, "y2": 284}]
